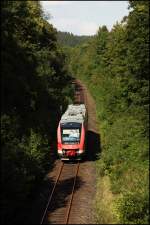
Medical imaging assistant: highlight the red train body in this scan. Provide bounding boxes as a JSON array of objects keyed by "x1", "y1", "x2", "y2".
[{"x1": 57, "y1": 104, "x2": 87, "y2": 160}]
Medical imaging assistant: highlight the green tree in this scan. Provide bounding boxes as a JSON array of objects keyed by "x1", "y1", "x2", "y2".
[
  {"x1": 1, "y1": 1, "x2": 73, "y2": 223},
  {"x1": 68, "y1": 1, "x2": 149, "y2": 224}
]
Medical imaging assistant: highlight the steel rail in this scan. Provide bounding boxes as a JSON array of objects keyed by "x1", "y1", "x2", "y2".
[
  {"x1": 40, "y1": 161, "x2": 64, "y2": 224},
  {"x1": 65, "y1": 162, "x2": 80, "y2": 224}
]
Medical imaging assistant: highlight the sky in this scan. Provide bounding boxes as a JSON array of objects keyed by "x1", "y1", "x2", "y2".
[{"x1": 40, "y1": 1, "x2": 129, "y2": 36}]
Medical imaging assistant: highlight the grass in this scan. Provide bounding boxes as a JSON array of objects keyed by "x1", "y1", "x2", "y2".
[{"x1": 94, "y1": 175, "x2": 120, "y2": 224}]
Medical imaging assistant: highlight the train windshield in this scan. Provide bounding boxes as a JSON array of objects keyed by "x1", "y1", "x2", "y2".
[{"x1": 61, "y1": 122, "x2": 81, "y2": 144}]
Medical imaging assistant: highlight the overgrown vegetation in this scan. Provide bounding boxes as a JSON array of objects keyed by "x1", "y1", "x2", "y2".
[
  {"x1": 1, "y1": 1, "x2": 73, "y2": 223},
  {"x1": 69, "y1": 1, "x2": 149, "y2": 224}
]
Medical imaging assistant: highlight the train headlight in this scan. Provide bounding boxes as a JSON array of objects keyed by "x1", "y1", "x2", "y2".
[
  {"x1": 58, "y1": 149, "x2": 63, "y2": 154},
  {"x1": 78, "y1": 149, "x2": 83, "y2": 154}
]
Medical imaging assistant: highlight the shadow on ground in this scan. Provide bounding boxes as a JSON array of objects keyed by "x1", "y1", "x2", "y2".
[
  {"x1": 28, "y1": 171, "x2": 84, "y2": 224},
  {"x1": 47, "y1": 176, "x2": 84, "y2": 212},
  {"x1": 85, "y1": 130, "x2": 101, "y2": 162}
]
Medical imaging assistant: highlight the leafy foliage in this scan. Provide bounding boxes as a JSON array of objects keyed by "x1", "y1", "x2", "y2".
[
  {"x1": 69, "y1": 1, "x2": 149, "y2": 224},
  {"x1": 1, "y1": 1, "x2": 73, "y2": 223}
]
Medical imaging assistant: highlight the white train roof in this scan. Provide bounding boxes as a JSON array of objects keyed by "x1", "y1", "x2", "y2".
[{"x1": 60, "y1": 104, "x2": 86, "y2": 124}]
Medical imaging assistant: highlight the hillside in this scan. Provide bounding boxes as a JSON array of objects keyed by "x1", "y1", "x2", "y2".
[
  {"x1": 68, "y1": 1, "x2": 149, "y2": 224},
  {"x1": 1, "y1": 2, "x2": 74, "y2": 223},
  {"x1": 57, "y1": 31, "x2": 93, "y2": 47}
]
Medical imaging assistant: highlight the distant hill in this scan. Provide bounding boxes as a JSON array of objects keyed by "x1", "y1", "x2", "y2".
[{"x1": 57, "y1": 31, "x2": 93, "y2": 47}]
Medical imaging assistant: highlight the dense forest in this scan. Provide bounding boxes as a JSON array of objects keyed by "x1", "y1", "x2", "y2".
[
  {"x1": 1, "y1": 1, "x2": 74, "y2": 224},
  {"x1": 57, "y1": 31, "x2": 92, "y2": 47},
  {"x1": 68, "y1": 1, "x2": 149, "y2": 224}
]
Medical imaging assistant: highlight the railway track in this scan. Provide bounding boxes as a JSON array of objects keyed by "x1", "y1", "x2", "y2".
[
  {"x1": 74, "y1": 80, "x2": 85, "y2": 104},
  {"x1": 40, "y1": 81, "x2": 86, "y2": 224},
  {"x1": 27, "y1": 80, "x2": 96, "y2": 224},
  {"x1": 40, "y1": 161, "x2": 80, "y2": 224}
]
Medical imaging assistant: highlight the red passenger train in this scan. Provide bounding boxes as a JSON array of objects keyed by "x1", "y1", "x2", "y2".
[{"x1": 57, "y1": 104, "x2": 87, "y2": 160}]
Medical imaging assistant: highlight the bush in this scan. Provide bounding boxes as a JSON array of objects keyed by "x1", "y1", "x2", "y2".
[{"x1": 116, "y1": 190, "x2": 149, "y2": 224}]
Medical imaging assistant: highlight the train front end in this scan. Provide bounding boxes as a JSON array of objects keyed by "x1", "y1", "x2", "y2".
[
  {"x1": 57, "y1": 122, "x2": 86, "y2": 160},
  {"x1": 57, "y1": 104, "x2": 87, "y2": 160}
]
